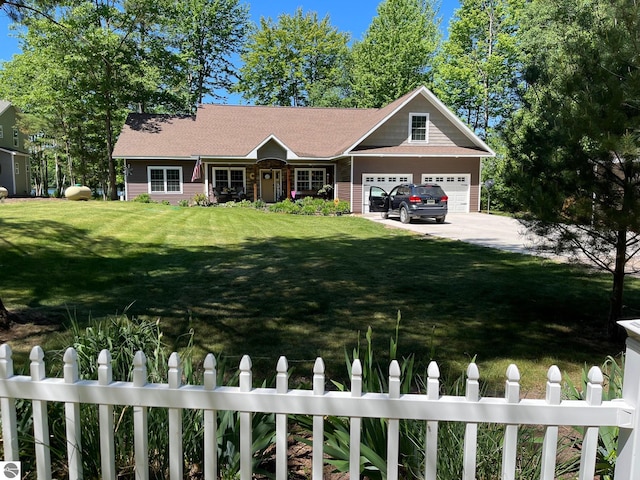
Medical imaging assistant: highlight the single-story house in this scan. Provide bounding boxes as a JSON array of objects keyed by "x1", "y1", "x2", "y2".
[
  {"x1": 0, "y1": 100, "x2": 30, "y2": 197},
  {"x1": 113, "y1": 86, "x2": 494, "y2": 213}
]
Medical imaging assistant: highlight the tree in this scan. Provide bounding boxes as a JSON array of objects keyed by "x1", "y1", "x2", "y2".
[
  {"x1": 235, "y1": 8, "x2": 350, "y2": 107},
  {"x1": 350, "y1": 0, "x2": 440, "y2": 108},
  {"x1": 504, "y1": 0, "x2": 640, "y2": 338},
  {"x1": 168, "y1": 0, "x2": 249, "y2": 112},
  {"x1": 433, "y1": 0, "x2": 522, "y2": 139},
  {"x1": 0, "y1": 296, "x2": 10, "y2": 329}
]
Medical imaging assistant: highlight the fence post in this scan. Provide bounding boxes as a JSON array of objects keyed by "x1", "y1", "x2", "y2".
[
  {"x1": 31, "y1": 346, "x2": 52, "y2": 480},
  {"x1": 502, "y1": 364, "x2": 520, "y2": 480},
  {"x1": 0, "y1": 344, "x2": 18, "y2": 462},
  {"x1": 276, "y1": 356, "x2": 289, "y2": 480},
  {"x1": 349, "y1": 359, "x2": 363, "y2": 480},
  {"x1": 63, "y1": 347, "x2": 83, "y2": 480},
  {"x1": 98, "y1": 349, "x2": 116, "y2": 480},
  {"x1": 168, "y1": 352, "x2": 183, "y2": 480},
  {"x1": 387, "y1": 360, "x2": 401, "y2": 480},
  {"x1": 203, "y1": 353, "x2": 217, "y2": 480},
  {"x1": 578, "y1": 366, "x2": 603, "y2": 479},
  {"x1": 463, "y1": 363, "x2": 479, "y2": 480},
  {"x1": 239, "y1": 355, "x2": 253, "y2": 480},
  {"x1": 540, "y1": 365, "x2": 561, "y2": 480},
  {"x1": 425, "y1": 361, "x2": 440, "y2": 480},
  {"x1": 133, "y1": 351, "x2": 149, "y2": 480},
  {"x1": 312, "y1": 357, "x2": 325, "y2": 480},
  {"x1": 614, "y1": 320, "x2": 640, "y2": 480}
]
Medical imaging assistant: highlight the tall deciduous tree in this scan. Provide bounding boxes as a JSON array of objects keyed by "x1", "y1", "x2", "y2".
[
  {"x1": 350, "y1": 0, "x2": 440, "y2": 108},
  {"x1": 168, "y1": 0, "x2": 249, "y2": 112},
  {"x1": 504, "y1": 0, "x2": 640, "y2": 338},
  {"x1": 434, "y1": 0, "x2": 522, "y2": 138},
  {"x1": 235, "y1": 8, "x2": 350, "y2": 106}
]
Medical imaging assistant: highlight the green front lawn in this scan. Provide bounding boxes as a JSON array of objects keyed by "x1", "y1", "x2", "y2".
[{"x1": 0, "y1": 200, "x2": 633, "y2": 391}]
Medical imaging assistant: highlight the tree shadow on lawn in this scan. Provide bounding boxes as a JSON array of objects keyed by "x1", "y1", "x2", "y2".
[{"x1": 0, "y1": 215, "x2": 628, "y2": 383}]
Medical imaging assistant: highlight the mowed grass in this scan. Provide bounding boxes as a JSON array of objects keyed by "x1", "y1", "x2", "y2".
[{"x1": 0, "y1": 200, "x2": 635, "y2": 392}]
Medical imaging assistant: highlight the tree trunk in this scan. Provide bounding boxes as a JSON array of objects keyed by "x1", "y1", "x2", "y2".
[
  {"x1": 0, "y1": 297, "x2": 11, "y2": 330},
  {"x1": 608, "y1": 229, "x2": 627, "y2": 341}
]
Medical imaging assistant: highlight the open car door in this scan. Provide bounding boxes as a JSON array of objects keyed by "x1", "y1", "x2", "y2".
[{"x1": 369, "y1": 186, "x2": 389, "y2": 212}]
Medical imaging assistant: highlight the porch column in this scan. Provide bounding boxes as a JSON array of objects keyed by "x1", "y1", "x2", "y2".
[{"x1": 287, "y1": 168, "x2": 291, "y2": 199}]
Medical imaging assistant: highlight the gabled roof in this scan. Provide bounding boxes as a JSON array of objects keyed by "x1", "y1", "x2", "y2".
[
  {"x1": 113, "y1": 86, "x2": 494, "y2": 160},
  {"x1": 0, "y1": 100, "x2": 13, "y2": 117}
]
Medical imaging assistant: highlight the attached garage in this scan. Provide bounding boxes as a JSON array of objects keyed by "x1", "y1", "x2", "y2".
[
  {"x1": 361, "y1": 173, "x2": 413, "y2": 213},
  {"x1": 422, "y1": 174, "x2": 470, "y2": 213},
  {"x1": 361, "y1": 172, "x2": 472, "y2": 214}
]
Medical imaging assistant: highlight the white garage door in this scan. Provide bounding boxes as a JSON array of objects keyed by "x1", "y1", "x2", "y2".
[
  {"x1": 362, "y1": 173, "x2": 413, "y2": 213},
  {"x1": 422, "y1": 174, "x2": 470, "y2": 213}
]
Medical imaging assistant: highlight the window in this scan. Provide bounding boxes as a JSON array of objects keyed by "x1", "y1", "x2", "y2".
[
  {"x1": 15, "y1": 163, "x2": 19, "y2": 175},
  {"x1": 409, "y1": 113, "x2": 429, "y2": 142},
  {"x1": 13, "y1": 128, "x2": 18, "y2": 148},
  {"x1": 0, "y1": 126, "x2": 3, "y2": 139},
  {"x1": 148, "y1": 167, "x2": 182, "y2": 194},
  {"x1": 214, "y1": 168, "x2": 245, "y2": 191},
  {"x1": 295, "y1": 168, "x2": 325, "y2": 191}
]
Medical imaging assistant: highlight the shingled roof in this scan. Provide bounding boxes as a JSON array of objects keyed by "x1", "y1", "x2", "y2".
[{"x1": 113, "y1": 87, "x2": 492, "y2": 160}]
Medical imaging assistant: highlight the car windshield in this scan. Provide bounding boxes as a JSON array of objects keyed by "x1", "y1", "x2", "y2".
[{"x1": 415, "y1": 186, "x2": 443, "y2": 196}]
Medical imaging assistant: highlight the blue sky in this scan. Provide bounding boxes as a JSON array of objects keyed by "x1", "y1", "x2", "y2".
[
  {"x1": 1, "y1": 1, "x2": 461, "y2": 62},
  {"x1": 1, "y1": 1, "x2": 461, "y2": 103}
]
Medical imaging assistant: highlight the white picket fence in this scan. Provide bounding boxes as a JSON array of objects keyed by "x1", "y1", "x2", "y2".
[{"x1": 1, "y1": 320, "x2": 640, "y2": 480}]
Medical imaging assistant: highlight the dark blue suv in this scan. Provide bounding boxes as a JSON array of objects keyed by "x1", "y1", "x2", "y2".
[{"x1": 369, "y1": 184, "x2": 448, "y2": 224}]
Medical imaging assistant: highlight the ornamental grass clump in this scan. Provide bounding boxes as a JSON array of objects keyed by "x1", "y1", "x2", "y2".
[
  {"x1": 9, "y1": 313, "x2": 276, "y2": 479},
  {"x1": 295, "y1": 312, "x2": 547, "y2": 480}
]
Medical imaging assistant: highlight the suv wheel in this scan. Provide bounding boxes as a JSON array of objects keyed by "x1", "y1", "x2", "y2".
[
  {"x1": 399, "y1": 206, "x2": 411, "y2": 224},
  {"x1": 436, "y1": 216, "x2": 445, "y2": 224}
]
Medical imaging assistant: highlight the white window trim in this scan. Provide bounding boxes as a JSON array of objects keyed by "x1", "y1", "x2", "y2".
[
  {"x1": 147, "y1": 166, "x2": 183, "y2": 194},
  {"x1": 212, "y1": 167, "x2": 246, "y2": 189},
  {"x1": 0, "y1": 125, "x2": 3, "y2": 139},
  {"x1": 14, "y1": 162, "x2": 19, "y2": 175},
  {"x1": 13, "y1": 128, "x2": 18, "y2": 148},
  {"x1": 408, "y1": 112, "x2": 430, "y2": 143},
  {"x1": 294, "y1": 168, "x2": 326, "y2": 191}
]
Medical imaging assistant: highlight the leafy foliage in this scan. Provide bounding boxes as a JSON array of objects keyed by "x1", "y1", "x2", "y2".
[
  {"x1": 268, "y1": 197, "x2": 350, "y2": 215},
  {"x1": 504, "y1": 0, "x2": 640, "y2": 335},
  {"x1": 235, "y1": 8, "x2": 350, "y2": 107},
  {"x1": 433, "y1": 0, "x2": 523, "y2": 138},
  {"x1": 350, "y1": 0, "x2": 441, "y2": 108}
]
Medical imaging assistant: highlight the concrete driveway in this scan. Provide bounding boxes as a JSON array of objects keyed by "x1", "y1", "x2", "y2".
[{"x1": 363, "y1": 212, "x2": 542, "y2": 256}]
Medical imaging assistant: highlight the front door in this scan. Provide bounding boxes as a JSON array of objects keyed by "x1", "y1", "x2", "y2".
[{"x1": 260, "y1": 169, "x2": 281, "y2": 202}]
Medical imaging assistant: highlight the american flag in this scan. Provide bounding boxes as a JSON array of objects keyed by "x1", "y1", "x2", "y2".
[{"x1": 191, "y1": 157, "x2": 202, "y2": 182}]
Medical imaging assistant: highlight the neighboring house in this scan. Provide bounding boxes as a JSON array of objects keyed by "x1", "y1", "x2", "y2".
[
  {"x1": 0, "y1": 100, "x2": 30, "y2": 197},
  {"x1": 113, "y1": 86, "x2": 494, "y2": 213}
]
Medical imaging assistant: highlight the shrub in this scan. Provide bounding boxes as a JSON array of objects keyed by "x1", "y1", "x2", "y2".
[
  {"x1": 191, "y1": 193, "x2": 210, "y2": 206},
  {"x1": 178, "y1": 199, "x2": 189, "y2": 207},
  {"x1": 132, "y1": 193, "x2": 152, "y2": 203},
  {"x1": 268, "y1": 197, "x2": 349, "y2": 216}
]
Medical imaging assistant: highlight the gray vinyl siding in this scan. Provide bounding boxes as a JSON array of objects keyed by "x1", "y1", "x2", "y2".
[
  {"x1": 360, "y1": 96, "x2": 476, "y2": 148},
  {"x1": 257, "y1": 141, "x2": 286, "y2": 161},
  {"x1": 0, "y1": 151, "x2": 13, "y2": 192}
]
